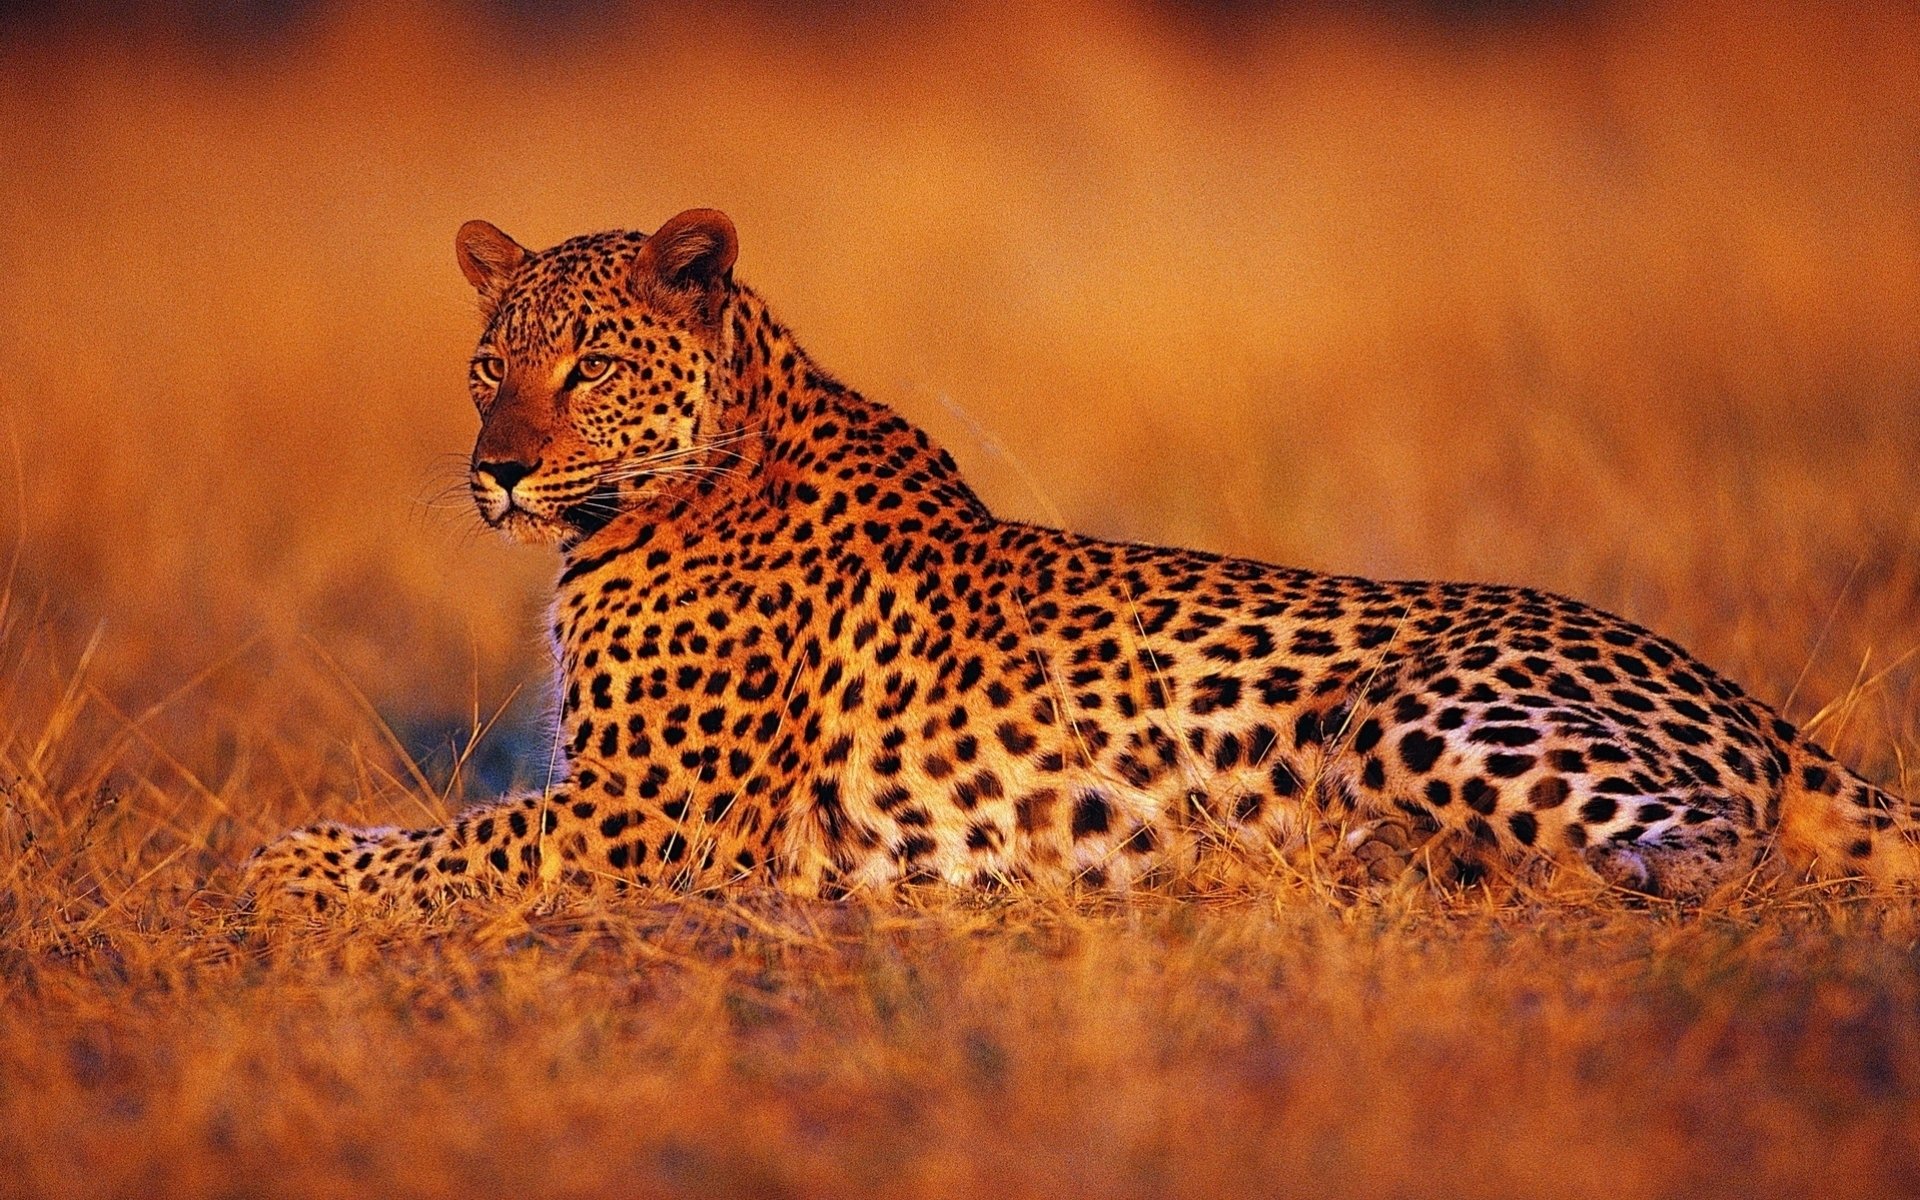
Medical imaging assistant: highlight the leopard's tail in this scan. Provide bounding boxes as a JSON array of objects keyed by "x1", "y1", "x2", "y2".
[{"x1": 1774, "y1": 740, "x2": 1920, "y2": 885}]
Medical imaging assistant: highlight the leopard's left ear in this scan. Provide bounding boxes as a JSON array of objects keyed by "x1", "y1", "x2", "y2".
[
  {"x1": 633, "y1": 208, "x2": 738, "y2": 300},
  {"x1": 456, "y1": 220, "x2": 530, "y2": 317}
]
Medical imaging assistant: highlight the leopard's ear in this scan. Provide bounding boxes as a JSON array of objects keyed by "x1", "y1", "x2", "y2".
[
  {"x1": 455, "y1": 220, "x2": 529, "y2": 316},
  {"x1": 633, "y1": 209, "x2": 738, "y2": 299}
]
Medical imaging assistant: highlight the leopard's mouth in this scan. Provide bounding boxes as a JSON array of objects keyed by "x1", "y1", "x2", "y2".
[{"x1": 475, "y1": 477, "x2": 623, "y2": 546}]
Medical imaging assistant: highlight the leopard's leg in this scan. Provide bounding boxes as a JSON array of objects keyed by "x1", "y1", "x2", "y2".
[{"x1": 243, "y1": 778, "x2": 777, "y2": 918}]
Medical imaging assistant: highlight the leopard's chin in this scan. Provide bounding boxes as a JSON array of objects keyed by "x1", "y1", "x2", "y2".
[{"x1": 491, "y1": 507, "x2": 571, "y2": 547}]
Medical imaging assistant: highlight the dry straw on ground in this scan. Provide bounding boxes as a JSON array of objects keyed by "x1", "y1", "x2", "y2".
[{"x1": 2, "y1": 2, "x2": 1918, "y2": 1196}]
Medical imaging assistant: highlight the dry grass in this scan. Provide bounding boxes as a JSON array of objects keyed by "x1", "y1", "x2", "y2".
[{"x1": 3, "y1": 1, "x2": 1920, "y2": 1196}]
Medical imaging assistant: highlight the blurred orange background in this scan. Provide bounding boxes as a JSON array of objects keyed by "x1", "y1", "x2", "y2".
[{"x1": 3, "y1": 0, "x2": 1916, "y2": 799}]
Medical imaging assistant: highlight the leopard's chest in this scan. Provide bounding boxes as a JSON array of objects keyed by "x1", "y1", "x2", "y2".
[{"x1": 553, "y1": 563, "x2": 798, "y2": 774}]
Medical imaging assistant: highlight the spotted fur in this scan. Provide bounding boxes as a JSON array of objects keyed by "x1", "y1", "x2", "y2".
[{"x1": 243, "y1": 209, "x2": 1919, "y2": 914}]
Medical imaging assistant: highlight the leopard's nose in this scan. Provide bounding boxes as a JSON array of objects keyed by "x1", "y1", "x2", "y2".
[{"x1": 476, "y1": 459, "x2": 538, "y2": 491}]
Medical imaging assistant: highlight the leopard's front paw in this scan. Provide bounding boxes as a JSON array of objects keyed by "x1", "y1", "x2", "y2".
[{"x1": 242, "y1": 821, "x2": 396, "y2": 918}]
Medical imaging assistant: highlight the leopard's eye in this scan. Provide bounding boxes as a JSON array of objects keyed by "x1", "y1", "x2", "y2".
[
  {"x1": 473, "y1": 356, "x2": 506, "y2": 386},
  {"x1": 576, "y1": 354, "x2": 614, "y2": 383}
]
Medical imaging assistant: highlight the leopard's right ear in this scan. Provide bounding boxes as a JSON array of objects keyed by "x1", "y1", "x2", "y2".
[{"x1": 455, "y1": 220, "x2": 529, "y2": 316}]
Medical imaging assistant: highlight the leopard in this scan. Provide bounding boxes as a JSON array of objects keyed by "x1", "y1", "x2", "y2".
[{"x1": 242, "y1": 207, "x2": 1918, "y2": 915}]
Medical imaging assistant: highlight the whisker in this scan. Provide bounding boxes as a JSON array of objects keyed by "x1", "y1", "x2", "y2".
[
  {"x1": 599, "y1": 445, "x2": 755, "y2": 478},
  {"x1": 595, "y1": 455, "x2": 760, "y2": 486},
  {"x1": 589, "y1": 425, "x2": 763, "y2": 474}
]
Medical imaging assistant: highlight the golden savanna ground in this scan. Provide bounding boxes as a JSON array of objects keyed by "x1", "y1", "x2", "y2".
[{"x1": 4, "y1": 1, "x2": 1919, "y2": 1195}]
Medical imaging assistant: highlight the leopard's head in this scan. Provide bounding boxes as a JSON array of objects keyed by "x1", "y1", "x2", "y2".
[{"x1": 453, "y1": 208, "x2": 742, "y2": 545}]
